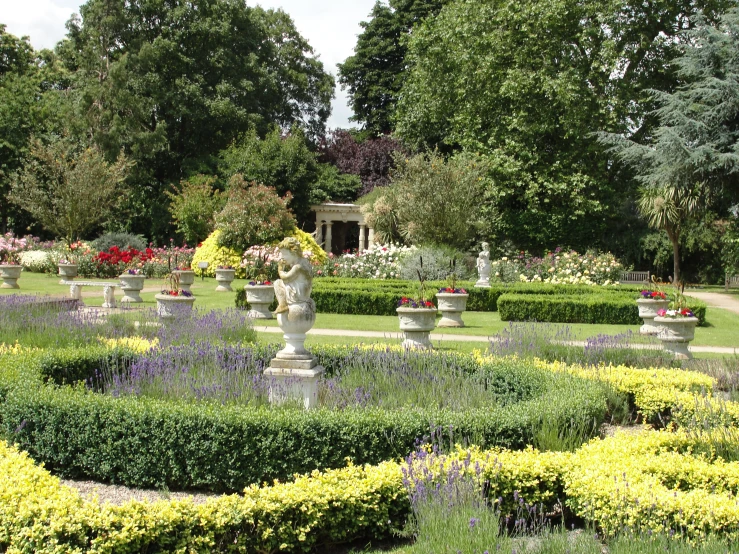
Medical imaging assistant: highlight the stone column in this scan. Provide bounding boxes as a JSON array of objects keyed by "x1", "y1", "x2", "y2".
[
  {"x1": 358, "y1": 224, "x2": 366, "y2": 251},
  {"x1": 315, "y1": 219, "x2": 323, "y2": 250},
  {"x1": 324, "y1": 222, "x2": 333, "y2": 254},
  {"x1": 368, "y1": 227, "x2": 375, "y2": 246}
]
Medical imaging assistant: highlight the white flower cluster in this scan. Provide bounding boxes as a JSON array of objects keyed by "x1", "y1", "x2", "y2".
[
  {"x1": 492, "y1": 249, "x2": 623, "y2": 286},
  {"x1": 18, "y1": 251, "x2": 51, "y2": 273},
  {"x1": 316, "y1": 243, "x2": 416, "y2": 279}
]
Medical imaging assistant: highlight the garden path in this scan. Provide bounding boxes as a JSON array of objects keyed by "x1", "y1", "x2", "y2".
[
  {"x1": 686, "y1": 292, "x2": 739, "y2": 315},
  {"x1": 253, "y1": 326, "x2": 739, "y2": 354}
]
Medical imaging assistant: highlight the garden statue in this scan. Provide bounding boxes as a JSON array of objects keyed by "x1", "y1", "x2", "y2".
[
  {"x1": 265, "y1": 237, "x2": 323, "y2": 408},
  {"x1": 475, "y1": 242, "x2": 491, "y2": 287},
  {"x1": 274, "y1": 237, "x2": 314, "y2": 316}
]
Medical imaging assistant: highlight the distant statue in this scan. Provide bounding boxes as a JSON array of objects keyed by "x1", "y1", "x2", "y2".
[
  {"x1": 475, "y1": 242, "x2": 491, "y2": 288},
  {"x1": 274, "y1": 237, "x2": 314, "y2": 315}
]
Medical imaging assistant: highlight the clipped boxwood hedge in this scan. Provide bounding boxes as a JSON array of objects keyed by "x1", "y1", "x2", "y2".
[
  {"x1": 236, "y1": 278, "x2": 644, "y2": 315},
  {"x1": 498, "y1": 293, "x2": 707, "y2": 326},
  {"x1": 0, "y1": 346, "x2": 610, "y2": 493}
]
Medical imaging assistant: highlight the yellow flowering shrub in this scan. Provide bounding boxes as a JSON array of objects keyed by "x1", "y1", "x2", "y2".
[
  {"x1": 97, "y1": 337, "x2": 159, "y2": 353},
  {"x1": 565, "y1": 429, "x2": 739, "y2": 541},
  {"x1": 191, "y1": 229, "x2": 246, "y2": 278},
  {"x1": 0, "y1": 341, "x2": 36, "y2": 356},
  {"x1": 289, "y1": 228, "x2": 327, "y2": 265},
  {"x1": 0, "y1": 439, "x2": 407, "y2": 553}
]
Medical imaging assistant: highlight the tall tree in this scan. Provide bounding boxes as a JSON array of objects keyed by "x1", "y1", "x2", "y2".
[
  {"x1": 338, "y1": 0, "x2": 447, "y2": 135},
  {"x1": 600, "y1": 7, "x2": 739, "y2": 281},
  {"x1": 0, "y1": 26, "x2": 68, "y2": 233},
  {"x1": 10, "y1": 138, "x2": 132, "y2": 246},
  {"x1": 57, "y1": 0, "x2": 333, "y2": 241},
  {"x1": 393, "y1": 0, "x2": 733, "y2": 252}
]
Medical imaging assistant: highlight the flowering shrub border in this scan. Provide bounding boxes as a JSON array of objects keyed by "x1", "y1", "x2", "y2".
[{"x1": 1, "y1": 347, "x2": 737, "y2": 550}]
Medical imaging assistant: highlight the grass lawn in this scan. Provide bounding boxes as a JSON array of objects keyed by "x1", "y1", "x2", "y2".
[{"x1": 4, "y1": 272, "x2": 738, "y2": 349}]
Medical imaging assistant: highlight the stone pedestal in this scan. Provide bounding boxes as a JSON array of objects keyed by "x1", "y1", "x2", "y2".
[
  {"x1": 436, "y1": 293, "x2": 469, "y2": 327},
  {"x1": 397, "y1": 307, "x2": 437, "y2": 349},
  {"x1": 474, "y1": 279, "x2": 490, "y2": 288},
  {"x1": 120, "y1": 274, "x2": 145, "y2": 303},
  {"x1": 264, "y1": 357, "x2": 325, "y2": 409},
  {"x1": 215, "y1": 269, "x2": 236, "y2": 292},
  {"x1": 58, "y1": 263, "x2": 78, "y2": 285},
  {"x1": 0, "y1": 264, "x2": 22, "y2": 289},
  {"x1": 173, "y1": 270, "x2": 195, "y2": 292},
  {"x1": 654, "y1": 316, "x2": 698, "y2": 360}
]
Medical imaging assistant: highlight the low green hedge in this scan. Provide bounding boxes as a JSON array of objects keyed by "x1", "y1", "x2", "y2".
[
  {"x1": 236, "y1": 278, "x2": 644, "y2": 315},
  {"x1": 0, "y1": 346, "x2": 610, "y2": 493},
  {"x1": 498, "y1": 293, "x2": 707, "y2": 325}
]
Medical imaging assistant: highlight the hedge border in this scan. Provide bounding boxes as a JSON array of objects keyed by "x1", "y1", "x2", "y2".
[{"x1": 0, "y1": 346, "x2": 608, "y2": 493}]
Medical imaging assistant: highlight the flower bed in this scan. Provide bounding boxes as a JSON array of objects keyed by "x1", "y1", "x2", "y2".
[
  {"x1": 0, "y1": 345, "x2": 609, "y2": 492},
  {"x1": 489, "y1": 249, "x2": 625, "y2": 285}
]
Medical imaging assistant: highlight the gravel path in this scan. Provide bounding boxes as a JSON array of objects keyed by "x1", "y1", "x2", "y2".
[
  {"x1": 686, "y1": 291, "x2": 739, "y2": 314},
  {"x1": 61, "y1": 479, "x2": 221, "y2": 506}
]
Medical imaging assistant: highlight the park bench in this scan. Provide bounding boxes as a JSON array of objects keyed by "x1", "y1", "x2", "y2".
[
  {"x1": 727, "y1": 274, "x2": 739, "y2": 291},
  {"x1": 60, "y1": 280, "x2": 121, "y2": 308},
  {"x1": 620, "y1": 270, "x2": 650, "y2": 285}
]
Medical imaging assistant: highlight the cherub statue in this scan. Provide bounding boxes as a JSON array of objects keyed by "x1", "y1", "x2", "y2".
[{"x1": 274, "y1": 237, "x2": 313, "y2": 315}]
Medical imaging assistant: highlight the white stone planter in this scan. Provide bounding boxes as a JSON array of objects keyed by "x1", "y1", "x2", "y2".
[
  {"x1": 155, "y1": 293, "x2": 196, "y2": 320},
  {"x1": 436, "y1": 292, "x2": 469, "y2": 328},
  {"x1": 215, "y1": 269, "x2": 236, "y2": 292},
  {"x1": 276, "y1": 302, "x2": 317, "y2": 359},
  {"x1": 119, "y1": 274, "x2": 146, "y2": 303},
  {"x1": 636, "y1": 298, "x2": 670, "y2": 335},
  {"x1": 0, "y1": 264, "x2": 22, "y2": 289},
  {"x1": 58, "y1": 263, "x2": 78, "y2": 284},
  {"x1": 396, "y1": 307, "x2": 437, "y2": 349},
  {"x1": 654, "y1": 316, "x2": 699, "y2": 360},
  {"x1": 173, "y1": 270, "x2": 195, "y2": 292},
  {"x1": 244, "y1": 285, "x2": 275, "y2": 319}
]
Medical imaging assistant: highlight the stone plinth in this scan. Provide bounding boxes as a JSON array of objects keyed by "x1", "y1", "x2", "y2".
[{"x1": 264, "y1": 356, "x2": 324, "y2": 409}]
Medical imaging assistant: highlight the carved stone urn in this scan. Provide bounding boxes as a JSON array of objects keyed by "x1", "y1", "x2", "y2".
[
  {"x1": 172, "y1": 270, "x2": 195, "y2": 292},
  {"x1": 654, "y1": 316, "x2": 699, "y2": 360},
  {"x1": 155, "y1": 293, "x2": 196, "y2": 320},
  {"x1": 119, "y1": 273, "x2": 146, "y2": 303},
  {"x1": 58, "y1": 263, "x2": 79, "y2": 284},
  {"x1": 215, "y1": 268, "x2": 236, "y2": 292},
  {"x1": 435, "y1": 292, "x2": 469, "y2": 328},
  {"x1": 0, "y1": 264, "x2": 22, "y2": 289},
  {"x1": 396, "y1": 306, "x2": 437, "y2": 349},
  {"x1": 244, "y1": 284, "x2": 275, "y2": 319},
  {"x1": 636, "y1": 298, "x2": 670, "y2": 335}
]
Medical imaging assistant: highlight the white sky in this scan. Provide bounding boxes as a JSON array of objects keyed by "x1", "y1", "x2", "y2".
[{"x1": 0, "y1": 0, "x2": 377, "y2": 129}]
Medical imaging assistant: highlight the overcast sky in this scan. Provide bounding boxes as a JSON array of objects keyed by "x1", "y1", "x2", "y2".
[{"x1": 0, "y1": 0, "x2": 376, "y2": 129}]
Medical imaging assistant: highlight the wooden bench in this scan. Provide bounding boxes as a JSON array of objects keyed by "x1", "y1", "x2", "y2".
[
  {"x1": 60, "y1": 280, "x2": 121, "y2": 308},
  {"x1": 620, "y1": 270, "x2": 650, "y2": 285},
  {"x1": 727, "y1": 274, "x2": 739, "y2": 291}
]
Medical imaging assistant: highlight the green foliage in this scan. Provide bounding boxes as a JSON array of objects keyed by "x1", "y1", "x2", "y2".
[
  {"x1": 363, "y1": 151, "x2": 490, "y2": 249},
  {"x1": 0, "y1": 347, "x2": 607, "y2": 492},
  {"x1": 165, "y1": 175, "x2": 224, "y2": 245},
  {"x1": 498, "y1": 293, "x2": 707, "y2": 325},
  {"x1": 91, "y1": 232, "x2": 148, "y2": 252},
  {"x1": 309, "y1": 163, "x2": 362, "y2": 204},
  {"x1": 393, "y1": 0, "x2": 734, "y2": 252},
  {"x1": 722, "y1": 217, "x2": 739, "y2": 280},
  {"x1": 214, "y1": 174, "x2": 296, "y2": 252},
  {"x1": 398, "y1": 245, "x2": 472, "y2": 281},
  {"x1": 10, "y1": 138, "x2": 133, "y2": 245},
  {"x1": 219, "y1": 127, "x2": 320, "y2": 223},
  {"x1": 55, "y1": 0, "x2": 332, "y2": 242},
  {"x1": 338, "y1": 0, "x2": 449, "y2": 135}
]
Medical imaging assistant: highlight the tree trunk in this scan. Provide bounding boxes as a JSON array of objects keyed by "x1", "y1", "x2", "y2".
[{"x1": 667, "y1": 228, "x2": 680, "y2": 284}]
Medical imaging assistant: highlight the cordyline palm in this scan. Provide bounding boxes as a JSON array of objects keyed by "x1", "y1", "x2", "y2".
[{"x1": 637, "y1": 185, "x2": 701, "y2": 284}]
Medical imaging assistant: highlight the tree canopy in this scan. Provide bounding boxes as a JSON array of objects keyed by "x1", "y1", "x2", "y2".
[{"x1": 392, "y1": 0, "x2": 733, "y2": 251}]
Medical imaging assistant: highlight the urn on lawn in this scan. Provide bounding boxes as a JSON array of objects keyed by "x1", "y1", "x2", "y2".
[
  {"x1": 173, "y1": 268, "x2": 195, "y2": 292},
  {"x1": 119, "y1": 269, "x2": 146, "y2": 303},
  {"x1": 636, "y1": 290, "x2": 669, "y2": 335},
  {"x1": 215, "y1": 266, "x2": 236, "y2": 292}
]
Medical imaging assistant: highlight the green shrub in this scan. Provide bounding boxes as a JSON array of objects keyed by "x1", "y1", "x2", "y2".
[
  {"x1": 398, "y1": 244, "x2": 473, "y2": 281},
  {"x1": 214, "y1": 174, "x2": 296, "y2": 252},
  {"x1": 165, "y1": 175, "x2": 224, "y2": 244},
  {"x1": 0, "y1": 347, "x2": 608, "y2": 492},
  {"x1": 498, "y1": 293, "x2": 707, "y2": 325},
  {"x1": 91, "y1": 232, "x2": 148, "y2": 252}
]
